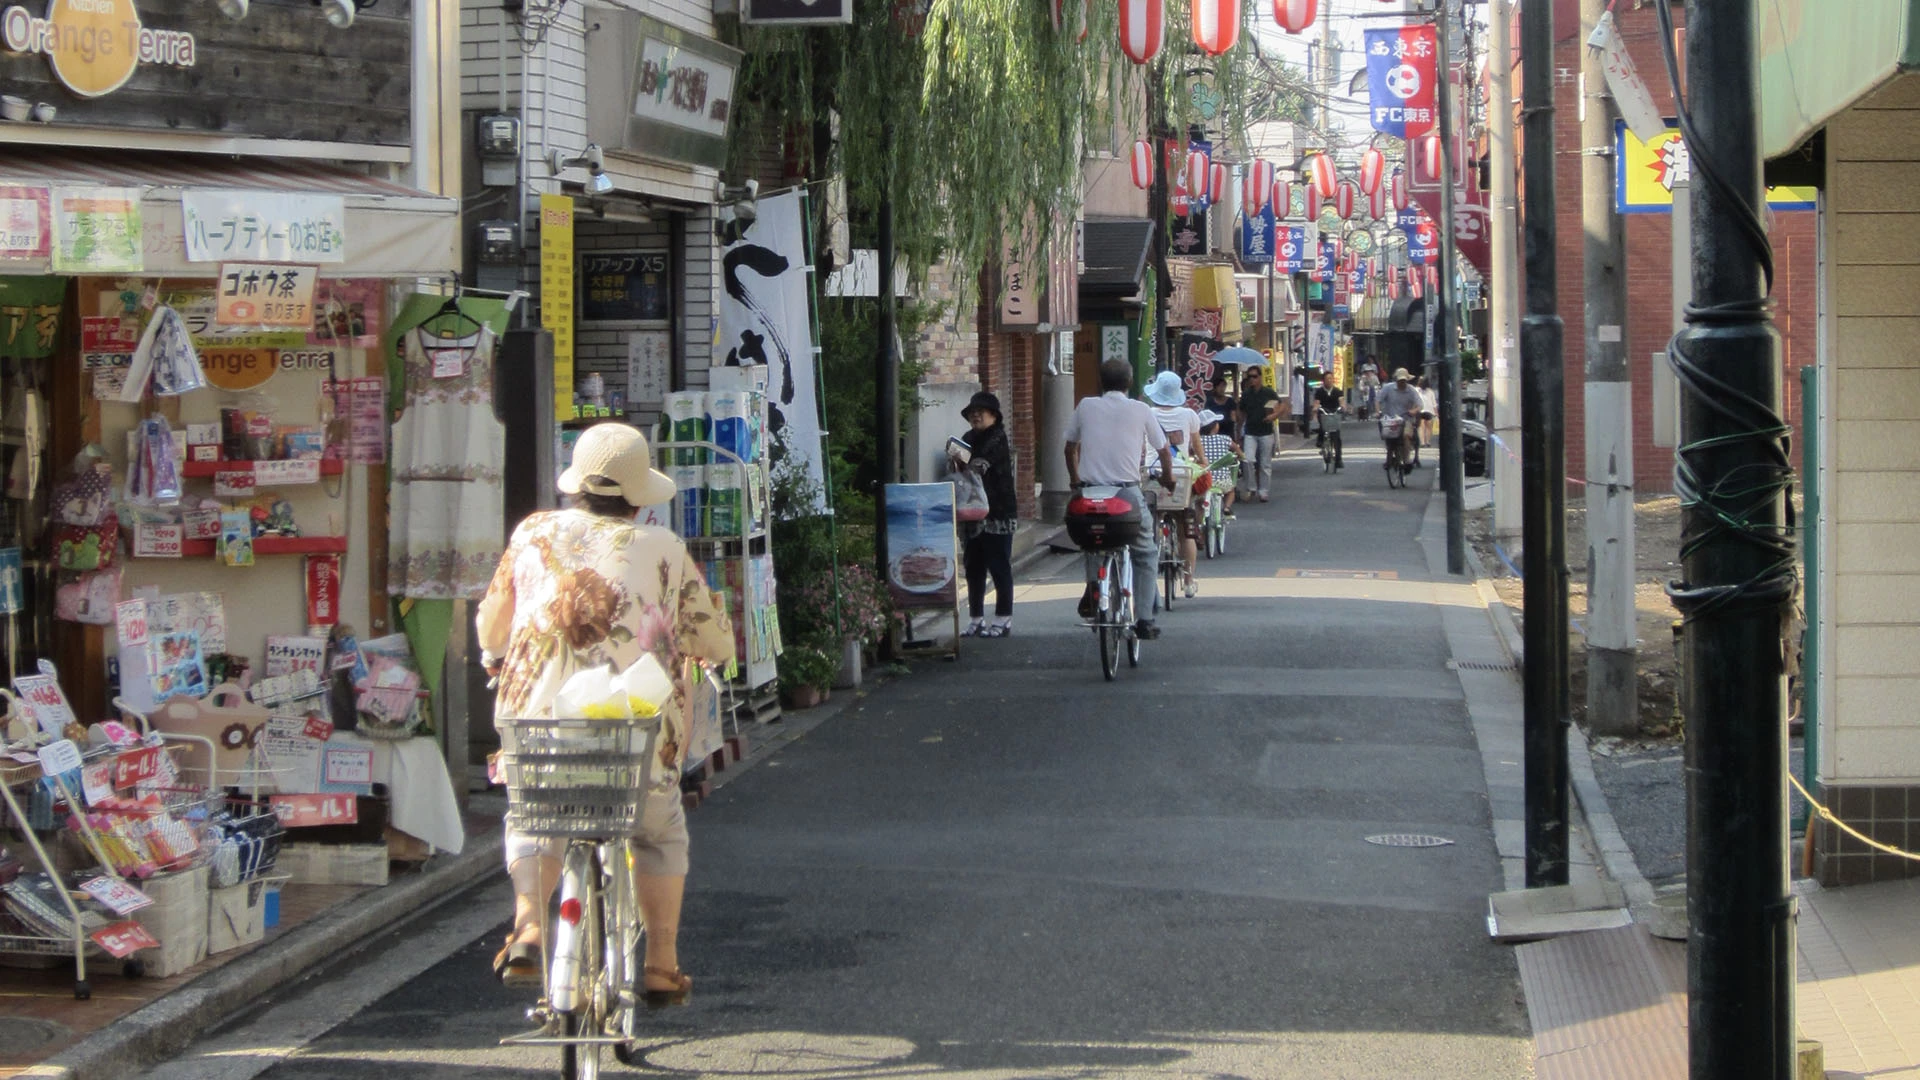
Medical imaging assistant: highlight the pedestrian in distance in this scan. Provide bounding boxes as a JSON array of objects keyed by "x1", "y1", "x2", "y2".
[
  {"x1": 1290, "y1": 366, "x2": 1310, "y2": 435},
  {"x1": 476, "y1": 422, "x2": 736, "y2": 1001},
  {"x1": 1065, "y1": 359, "x2": 1176, "y2": 639},
  {"x1": 1204, "y1": 378, "x2": 1240, "y2": 442},
  {"x1": 952, "y1": 391, "x2": 1018, "y2": 638},
  {"x1": 1415, "y1": 375, "x2": 1439, "y2": 467},
  {"x1": 1237, "y1": 366, "x2": 1283, "y2": 502},
  {"x1": 1313, "y1": 373, "x2": 1345, "y2": 470},
  {"x1": 1198, "y1": 411, "x2": 1239, "y2": 518},
  {"x1": 1144, "y1": 371, "x2": 1202, "y2": 599}
]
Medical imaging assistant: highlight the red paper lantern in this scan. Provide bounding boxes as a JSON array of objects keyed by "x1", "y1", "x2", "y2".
[
  {"x1": 1272, "y1": 0, "x2": 1316, "y2": 34},
  {"x1": 1185, "y1": 149, "x2": 1211, "y2": 199},
  {"x1": 1334, "y1": 181, "x2": 1356, "y2": 220},
  {"x1": 1129, "y1": 139, "x2": 1153, "y2": 190},
  {"x1": 1358, "y1": 146, "x2": 1386, "y2": 195},
  {"x1": 1210, "y1": 163, "x2": 1228, "y2": 205},
  {"x1": 1368, "y1": 182, "x2": 1387, "y2": 221},
  {"x1": 1303, "y1": 183, "x2": 1323, "y2": 220},
  {"x1": 1409, "y1": 267, "x2": 1424, "y2": 298},
  {"x1": 1307, "y1": 152, "x2": 1338, "y2": 199},
  {"x1": 1390, "y1": 167, "x2": 1409, "y2": 211},
  {"x1": 1191, "y1": 0, "x2": 1239, "y2": 56},
  {"x1": 1118, "y1": 0, "x2": 1165, "y2": 64},
  {"x1": 1247, "y1": 159, "x2": 1274, "y2": 215},
  {"x1": 1273, "y1": 178, "x2": 1292, "y2": 218},
  {"x1": 1418, "y1": 133, "x2": 1442, "y2": 180}
]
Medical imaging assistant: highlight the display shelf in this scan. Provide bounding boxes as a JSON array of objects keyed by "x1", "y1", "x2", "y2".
[
  {"x1": 170, "y1": 535, "x2": 350, "y2": 558},
  {"x1": 180, "y1": 459, "x2": 345, "y2": 478}
]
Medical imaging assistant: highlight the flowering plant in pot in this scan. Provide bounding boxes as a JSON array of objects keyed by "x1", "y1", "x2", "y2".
[{"x1": 777, "y1": 633, "x2": 841, "y2": 709}]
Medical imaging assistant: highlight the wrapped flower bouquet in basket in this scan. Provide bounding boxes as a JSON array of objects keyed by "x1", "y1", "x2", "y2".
[{"x1": 498, "y1": 657, "x2": 675, "y2": 839}]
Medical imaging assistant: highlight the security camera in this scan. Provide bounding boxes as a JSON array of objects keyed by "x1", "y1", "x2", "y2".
[{"x1": 583, "y1": 144, "x2": 604, "y2": 172}]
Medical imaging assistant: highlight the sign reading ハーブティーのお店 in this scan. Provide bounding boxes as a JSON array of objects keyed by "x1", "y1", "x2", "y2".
[{"x1": 0, "y1": 0, "x2": 195, "y2": 98}]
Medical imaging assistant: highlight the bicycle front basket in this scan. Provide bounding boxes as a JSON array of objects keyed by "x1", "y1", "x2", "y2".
[{"x1": 500, "y1": 715, "x2": 665, "y2": 838}]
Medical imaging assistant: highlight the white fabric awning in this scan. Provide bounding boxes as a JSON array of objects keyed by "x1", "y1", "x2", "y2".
[{"x1": 0, "y1": 149, "x2": 458, "y2": 278}]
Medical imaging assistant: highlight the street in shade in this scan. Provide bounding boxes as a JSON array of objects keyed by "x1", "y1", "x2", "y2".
[{"x1": 140, "y1": 437, "x2": 1531, "y2": 1080}]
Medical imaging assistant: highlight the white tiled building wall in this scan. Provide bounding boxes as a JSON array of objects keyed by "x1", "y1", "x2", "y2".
[
  {"x1": 458, "y1": 0, "x2": 722, "y2": 414},
  {"x1": 1823, "y1": 73, "x2": 1920, "y2": 783}
]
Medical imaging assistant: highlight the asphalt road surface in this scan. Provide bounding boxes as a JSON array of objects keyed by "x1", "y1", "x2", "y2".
[{"x1": 146, "y1": 437, "x2": 1533, "y2": 1080}]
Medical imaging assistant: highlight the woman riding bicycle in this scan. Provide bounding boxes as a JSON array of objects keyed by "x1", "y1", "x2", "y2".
[
  {"x1": 1144, "y1": 371, "x2": 1202, "y2": 599},
  {"x1": 476, "y1": 422, "x2": 736, "y2": 999}
]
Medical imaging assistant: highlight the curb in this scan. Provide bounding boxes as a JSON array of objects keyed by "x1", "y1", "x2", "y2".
[
  {"x1": 31, "y1": 821, "x2": 506, "y2": 1080},
  {"x1": 1460, "y1": 537, "x2": 1657, "y2": 913}
]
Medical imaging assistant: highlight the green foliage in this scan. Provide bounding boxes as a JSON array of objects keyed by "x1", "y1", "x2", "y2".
[{"x1": 777, "y1": 634, "x2": 842, "y2": 693}]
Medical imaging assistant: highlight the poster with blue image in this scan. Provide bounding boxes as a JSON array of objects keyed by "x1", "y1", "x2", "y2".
[{"x1": 883, "y1": 483, "x2": 957, "y2": 612}]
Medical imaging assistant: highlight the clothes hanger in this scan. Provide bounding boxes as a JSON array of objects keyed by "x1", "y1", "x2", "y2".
[{"x1": 425, "y1": 289, "x2": 486, "y2": 338}]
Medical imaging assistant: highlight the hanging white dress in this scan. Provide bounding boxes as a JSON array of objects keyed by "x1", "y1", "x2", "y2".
[{"x1": 386, "y1": 324, "x2": 504, "y2": 600}]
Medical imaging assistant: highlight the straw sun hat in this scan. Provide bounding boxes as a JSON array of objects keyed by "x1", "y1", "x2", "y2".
[{"x1": 557, "y1": 423, "x2": 676, "y2": 507}]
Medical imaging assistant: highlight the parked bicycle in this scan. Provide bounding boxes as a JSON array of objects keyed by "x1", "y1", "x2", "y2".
[
  {"x1": 498, "y1": 714, "x2": 664, "y2": 1078},
  {"x1": 1065, "y1": 485, "x2": 1145, "y2": 681}
]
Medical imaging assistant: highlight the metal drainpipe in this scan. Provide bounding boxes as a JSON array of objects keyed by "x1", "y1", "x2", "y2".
[{"x1": 1797, "y1": 363, "x2": 1819, "y2": 832}]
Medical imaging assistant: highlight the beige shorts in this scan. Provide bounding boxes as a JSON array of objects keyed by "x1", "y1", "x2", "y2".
[{"x1": 503, "y1": 783, "x2": 690, "y2": 878}]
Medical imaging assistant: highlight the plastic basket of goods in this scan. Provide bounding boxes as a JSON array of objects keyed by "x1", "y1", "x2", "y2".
[{"x1": 499, "y1": 657, "x2": 673, "y2": 839}]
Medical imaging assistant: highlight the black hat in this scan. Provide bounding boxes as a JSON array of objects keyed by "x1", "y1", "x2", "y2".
[{"x1": 962, "y1": 391, "x2": 1003, "y2": 422}]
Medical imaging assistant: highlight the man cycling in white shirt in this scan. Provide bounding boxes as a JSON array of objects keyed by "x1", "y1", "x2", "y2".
[
  {"x1": 1376, "y1": 367, "x2": 1426, "y2": 475},
  {"x1": 1066, "y1": 360, "x2": 1177, "y2": 639}
]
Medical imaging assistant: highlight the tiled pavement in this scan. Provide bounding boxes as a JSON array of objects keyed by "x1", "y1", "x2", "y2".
[{"x1": 1797, "y1": 876, "x2": 1920, "y2": 1079}]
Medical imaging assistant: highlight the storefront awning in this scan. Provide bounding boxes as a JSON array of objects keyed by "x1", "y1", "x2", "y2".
[
  {"x1": 1759, "y1": 0, "x2": 1920, "y2": 159},
  {"x1": 0, "y1": 149, "x2": 458, "y2": 277}
]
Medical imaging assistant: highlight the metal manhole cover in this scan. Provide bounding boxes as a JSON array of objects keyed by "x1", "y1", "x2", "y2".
[
  {"x1": 1449, "y1": 659, "x2": 1516, "y2": 671},
  {"x1": 1365, "y1": 833, "x2": 1456, "y2": 848},
  {"x1": 0, "y1": 1017, "x2": 71, "y2": 1054}
]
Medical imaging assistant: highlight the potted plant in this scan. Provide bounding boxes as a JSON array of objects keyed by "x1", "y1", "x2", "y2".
[{"x1": 777, "y1": 634, "x2": 841, "y2": 710}]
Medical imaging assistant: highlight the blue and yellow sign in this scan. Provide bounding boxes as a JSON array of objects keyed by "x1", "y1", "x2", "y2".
[{"x1": 1616, "y1": 120, "x2": 1816, "y2": 214}]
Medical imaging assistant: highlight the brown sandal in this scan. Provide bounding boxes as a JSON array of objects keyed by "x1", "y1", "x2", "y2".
[
  {"x1": 641, "y1": 965, "x2": 692, "y2": 1008},
  {"x1": 493, "y1": 937, "x2": 542, "y2": 987}
]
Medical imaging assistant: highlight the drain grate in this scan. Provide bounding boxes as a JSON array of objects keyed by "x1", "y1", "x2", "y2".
[
  {"x1": 1448, "y1": 659, "x2": 1516, "y2": 672},
  {"x1": 1365, "y1": 833, "x2": 1456, "y2": 848}
]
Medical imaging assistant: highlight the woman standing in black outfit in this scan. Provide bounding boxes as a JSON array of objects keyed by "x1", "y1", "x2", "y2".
[{"x1": 952, "y1": 391, "x2": 1019, "y2": 637}]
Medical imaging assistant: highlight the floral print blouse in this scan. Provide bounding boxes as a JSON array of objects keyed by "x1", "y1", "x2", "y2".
[{"x1": 476, "y1": 508, "x2": 737, "y2": 764}]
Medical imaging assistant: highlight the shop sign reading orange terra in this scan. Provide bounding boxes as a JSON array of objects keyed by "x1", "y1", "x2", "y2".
[{"x1": 1, "y1": 0, "x2": 196, "y2": 99}]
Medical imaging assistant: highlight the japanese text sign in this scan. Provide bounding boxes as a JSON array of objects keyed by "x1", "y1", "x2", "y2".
[
  {"x1": 1365, "y1": 26, "x2": 1439, "y2": 138},
  {"x1": 1615, "y1": 120, "x2": 1816, "y2": 215},
  {"x1": 633, "y1": 34, "x2": 736, "y2": 139},
  {"x1": 81, "y1": 877, "x2": 153, "y2": 916},
  {"x1": 540, "y1": 194, "x2": 575, "y2": 422},
  {"x1": 182, "y1": 192, "x2": 345, "y2": 264},
  {"x1": 51, "y1": 187, "x2": 142, "y2": 272},
  {"x1": 0, "y1": 185, "x2": 50, "y2": 260},
  {"x1": 216, "y1": 262, "x2": 317, "y2": 327},
  {"x1": 1239, "y1": 202, "x2": 1276, "y2": 266},
  {"x1": 1277, "y1": 225, "x2": 1309, "y2": 273},
  {"x1": 91, "y1": 920, "x2": 160, "y2": 958},
  {"x1": 270, "y1": 792, "x2": 358, "y2": 828}
]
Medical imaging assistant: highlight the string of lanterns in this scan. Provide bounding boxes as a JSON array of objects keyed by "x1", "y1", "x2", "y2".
[{"x1": 1116, "y1": 0, "x2": 1323, "y2": 64}]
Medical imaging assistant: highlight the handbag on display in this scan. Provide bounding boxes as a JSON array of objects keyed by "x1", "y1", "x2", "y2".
[
  {"x1": 54, "y1": 566, "x2": 120, "y2": 624},
  {"x1": 53, "y1": 513, "x2": 119, "y2": 572}
]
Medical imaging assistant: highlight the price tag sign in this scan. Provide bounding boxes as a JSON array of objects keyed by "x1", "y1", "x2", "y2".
[
  {"x1": 115, "y1": 599, "x2": 151, "y2": 646},
  {"x1": 269, "y1": 792, "x2": 358, "y2": 827},
  {"x1": 213, "y1": 470, "x2": 257, "y2": 498},
  {"x1": 322, "y1": 747, "x2": 373, "y2": 786},
  {"x1": 90, "y1": 920, "x2": 160, "y2": 958},
  {"x1": 80, "y1": 761, "x2": 113, "y2": 804},
  {"x1": 113, "y1": 746, "x2": 164, "y2": 788},
  {"x1": 37, "y1": 738, "x2": 82, "y2": 777},
  {"x1": 80, "y1": 876, "x2": 154, "y2": 916},
  {"x1": 302, "y1": 714, "x2": 334, "y2": 742},
  {"x1": 133, "y1": 523, "x2": 185, "y2": 558}
]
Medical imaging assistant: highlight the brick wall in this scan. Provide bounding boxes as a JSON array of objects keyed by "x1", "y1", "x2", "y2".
[
  {"x1": 913, "y1": 261, "x2": 977, "y2": 386},
  {"x1": 1544, "y1": 3, "x2": 1813, "y2": 493}
]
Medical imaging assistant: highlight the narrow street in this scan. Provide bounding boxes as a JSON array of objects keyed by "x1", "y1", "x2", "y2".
[{"x1": 142, "y1": 439, "x2": 1532, "y2": 1080}]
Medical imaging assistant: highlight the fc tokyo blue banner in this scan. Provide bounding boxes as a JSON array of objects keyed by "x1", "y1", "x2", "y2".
[
  {"x1": 1398, "y1": 208, "x2": 1439, "y2": 264},
  {"x1": 1239, "y1": 203, "x2": 1276, "y2": 266},
  {"x1": 1365, "y1": 25, "x2": 1439, "y2": 139},
  {"x1": 1316, "y1": 238, "x2": 1337, "y2": 282},
  {"x1": 1347, "y1": 262, "x2": 1369, "y2": 296}
]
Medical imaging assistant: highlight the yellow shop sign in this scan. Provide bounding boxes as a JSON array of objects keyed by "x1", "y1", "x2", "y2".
[{"x1": 1, "y1": 0, "x2": 196, "y2": 99}]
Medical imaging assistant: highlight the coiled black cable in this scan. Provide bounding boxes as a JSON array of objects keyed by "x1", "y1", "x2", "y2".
[{"x1": 1653, "y1": 0, "x2": 1798, "y2": 622}]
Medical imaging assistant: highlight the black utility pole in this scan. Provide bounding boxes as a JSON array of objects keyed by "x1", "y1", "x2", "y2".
[
  {"x1": 875, "y1": 131, "x2": 899, "y2": 589},
  {"x1": 1432, "y1": 0, "x2": 1466, "y2": 575},
  {"x1": 1519, "y1": 0, "x2": 1569, "y2": 888},
  {"x1": 1676, "y1": 0, "x2": 1795, "y2": 1075},
  {"x1": 1148, "y1": 60, "x2": 1172, "y2": 373}
]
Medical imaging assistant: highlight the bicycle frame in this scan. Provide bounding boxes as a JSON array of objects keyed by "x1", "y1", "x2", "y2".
[{"x1": 502, "y1": 837, "x2": 643, "y2": 1076}]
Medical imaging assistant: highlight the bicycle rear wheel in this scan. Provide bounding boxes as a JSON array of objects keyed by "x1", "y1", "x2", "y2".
[
  {"x1": 1098, "y1": 623, "x2": 1119, "y2": 681},
  {"x1": 1097, "y1": 554, "x2": 1121, "y2": 681},
  {"x1": 560, "y1": 856, "x2": 605, "y2": 1080}
]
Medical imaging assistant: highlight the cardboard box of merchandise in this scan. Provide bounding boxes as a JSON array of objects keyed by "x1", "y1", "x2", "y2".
[
  {"x1": 207, "y1": 880, "x2": 266, "y2": 954},
  {"x1": 277, "y1": 843, "x2": 389, "y2": 887},
  {"x1": 133, "y1": 865, "x2": 209, "y2": 977}
]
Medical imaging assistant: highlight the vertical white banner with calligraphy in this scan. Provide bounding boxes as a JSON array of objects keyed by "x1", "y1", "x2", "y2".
[{"x1": 714, "y1": 190, "x2": 825, "y2": 514}]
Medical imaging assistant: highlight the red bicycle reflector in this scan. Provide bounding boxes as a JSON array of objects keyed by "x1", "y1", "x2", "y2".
[{"x1": 559, "y1": 898, "x2": 583, "y2": 925}]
